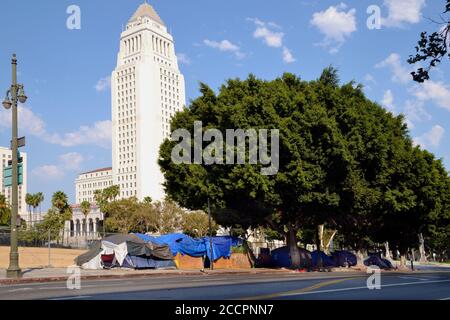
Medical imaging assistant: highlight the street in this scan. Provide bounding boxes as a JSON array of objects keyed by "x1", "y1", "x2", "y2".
[{"x1": 0, "y1": 270, "x2": 449, "y2": 300}]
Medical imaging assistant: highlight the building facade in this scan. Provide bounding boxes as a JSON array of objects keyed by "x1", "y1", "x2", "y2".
[
  {"x1": 75, "y1": 167, "x2": 113, "y2": 204},
  {"x1": 111, "y1": 2, "x2": 186, "y2": 202},
  {"x1": 0, "y1": 146, "x2": 27, "y2": 221}
]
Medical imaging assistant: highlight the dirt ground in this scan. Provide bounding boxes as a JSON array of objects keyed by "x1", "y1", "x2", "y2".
[{"x1": 0, "y1": 247, "x2": 87, "y2": 268}]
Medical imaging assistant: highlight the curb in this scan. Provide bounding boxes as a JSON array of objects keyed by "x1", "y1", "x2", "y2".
[{"x1": 0, "y1": 269, "x2": 293, "y2": 285}]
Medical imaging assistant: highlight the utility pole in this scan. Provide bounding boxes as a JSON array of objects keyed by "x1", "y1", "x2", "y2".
[
  {"x1": 208, "y1": 198, "x2": 214, "y2": 270},
  {"x1": 3, "y1": 54, "x2": 27, "y2": 278}
]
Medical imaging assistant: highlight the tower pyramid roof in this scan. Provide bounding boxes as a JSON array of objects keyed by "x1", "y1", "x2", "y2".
[{"x1": 129, "y1": 2, "x2": 164, "y2": 26}]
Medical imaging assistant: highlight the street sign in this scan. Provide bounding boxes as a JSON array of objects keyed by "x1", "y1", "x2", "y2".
[
  {"x1": 10, "y1": 137, "x2": 26, "y2": 149},
  {"x1": 2, "y1": 163, "x2": 23, "y2": 188}
]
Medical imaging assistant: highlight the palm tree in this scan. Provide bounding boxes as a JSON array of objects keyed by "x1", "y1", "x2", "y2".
[
  {"x1": 25, "y1": 193, "x2": 34, "y2": 229},
  {"x1": 51, "y1": 191, "x2": 71, "y2": 245},
  {"x1": 33, "y1": 192, "x2": 44, "y2": 225},
  {"x1": 80, "y1": 200, "x2": 91, "y2": 240},
  {"x1": 0, "y1": 195, "x2": 11, "y2": 226},
  {"x1": 52, "y1": 191, "x2": 69, "y2": 213}
]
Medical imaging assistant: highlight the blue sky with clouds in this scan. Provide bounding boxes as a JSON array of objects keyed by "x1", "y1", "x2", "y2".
[{"x1": 0, "y1": 0, "x2": 449, "y2": 210}]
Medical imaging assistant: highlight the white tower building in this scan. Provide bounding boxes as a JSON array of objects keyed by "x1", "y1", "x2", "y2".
[{"x1": 111, "y1": 2, "x2": 186, "y2": 201}]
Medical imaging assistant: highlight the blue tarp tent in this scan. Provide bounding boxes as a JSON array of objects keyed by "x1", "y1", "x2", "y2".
[
  {"x1": 332, "y1": 251, "x2": 357, "y2": 267},
  {"x1": 311, "y1": 251, "x2": 335, "y2": 267},
  {"x1": 134, "y1": 233, "x2": 241, "y2": 261}
]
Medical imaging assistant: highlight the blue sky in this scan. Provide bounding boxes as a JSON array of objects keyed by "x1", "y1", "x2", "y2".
[{"x1": 0, "y1": 0, "x2": 449, "y2": 210}]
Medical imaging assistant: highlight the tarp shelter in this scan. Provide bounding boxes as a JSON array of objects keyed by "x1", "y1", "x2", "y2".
[
  {"x1": 332, "y1": 251, "x2": 357, "y2": 267},
  {"x1": 75, "y1": 234, "x2": 175, "y2": 270},
  {"x1": 134, "y1": 233, "x2": 241, "y2": 261},
  {"x1": 270, "y1": 246, "x2": 312, "y2": 269},
  {"x1": 364, "y1": 255, "x2": 394, "y2": 270},
  {"x1": 311, "y1": 251, "x2": 335, "y2": 267}
]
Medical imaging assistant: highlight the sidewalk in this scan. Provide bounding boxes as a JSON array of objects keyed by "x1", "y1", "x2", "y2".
[{"x1": 0, "y1": 267, "x2": 293, "y2": 285}]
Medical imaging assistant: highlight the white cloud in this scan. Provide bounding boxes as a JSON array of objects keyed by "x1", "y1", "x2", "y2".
[
  {"x1": 59, "y1": 152, "x2": 84, "y2": 171},
  {"x1": 32, "y1": 152, "x2": 85, "y2": 181},
  {"x1": 0, "y1": 105, "x2": 111, "y2": 148},
  {"x1": 403, "y1": 100, "x2": 431, "y2": 129},
  {"x1": 413, "y1": 125, "x2": 445, "y2": 149},
  {"x1": 176, "y1": 53, "x2": 191, "y2": 65},
  {"x1": 46, "y1": 120, "x2": 112, "y2": 148},
  {"x1": 32, "y1": 165, "x2": 65, "y2": 180},
  {"x1": 282, "y1": 47, "x2": 296, "y2": 64},
  {"x1": 203, "y1": 39, "x2": 245, "y2": 59},
  {"x1": 0, "y1": 105, "x2": 47, "y2": 137},
  {"x1": 413, "y1": 81, "x2": 450, "y2": 111},
  {"x1": 382, "y1": 0, "x2": 426, "y2": 27},
  {"x1": 247, "y1": 18, "x2": 296, "y2": 63},
  {"x1": 310, "y1": 3, "x2": 357, "y2": 53},
  {"x1": 375, "y1": 53, "x2": 412, "y2": 84},
  {"x1": 364, "y1": 74, "x2": 376, "y2": 84},
  {"x1": 95, "y1": 76, "x2": 111, "y2": 92},
  {"x1": 248, "y1": 18, "x2": 284, "y2": 48},
  {"x1": 382, "y1": 90, "x2": 396, "y2": 113}
]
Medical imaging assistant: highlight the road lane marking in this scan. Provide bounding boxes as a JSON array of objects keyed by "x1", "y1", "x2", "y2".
[
  {"x1": 275, "y1": 279, "x2": 450, "y2": 299},
  {"x1": 240, "y1": 277, "x2": 358, "y2": 300},
  {"x1": 8, "y1": 288, "x2": 33, "y2": 293},
  {"x1": 398, "y1": 276, "x2": 429, "y2": 281},
  {"x1": 48, "y1": 295, "x2": 92, "y2": 300}
]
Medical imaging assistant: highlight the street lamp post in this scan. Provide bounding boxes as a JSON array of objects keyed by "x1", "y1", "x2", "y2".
[
  {"x1": 208, "y1": 198, "x2": 214, "y2": 271},
  {"x1": 3, "y1": 54, "x2": 27, "y2": 278}
]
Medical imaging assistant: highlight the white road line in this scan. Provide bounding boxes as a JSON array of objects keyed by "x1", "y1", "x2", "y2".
[
  {"x1": 398, "y1": 276, "x2": 429, "y2": 281},
  {"x1": 8, "y1": 288, "x2": 33, "y2": 293},
  {"x1": 278, "y1": 279, "x2": 450, "y2": 298},
  {"x1": 48, "y1": 295, "x2": 92, "y2": 300}
]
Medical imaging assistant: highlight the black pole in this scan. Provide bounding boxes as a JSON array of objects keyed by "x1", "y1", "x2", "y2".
[{"x1": 208, "y1": 198, "x2": 214, "y2": 270}]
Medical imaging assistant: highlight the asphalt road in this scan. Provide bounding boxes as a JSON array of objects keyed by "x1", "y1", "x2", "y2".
[{"x1": 0, "y1": 270, "x2": 450, "y2": 300}]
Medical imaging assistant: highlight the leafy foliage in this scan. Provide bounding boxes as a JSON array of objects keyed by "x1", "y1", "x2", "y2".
[
  {"x1": 159, "y1": 70, "x2": 450, "y2": 267},
  {"x1": 408, "y1": 0, "x2": 449, "y2": 82}
]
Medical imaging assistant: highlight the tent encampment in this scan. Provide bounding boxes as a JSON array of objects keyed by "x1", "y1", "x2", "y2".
[
  {"x1": 134, "y1": 233, "x2": 241, "y2": 261},
  {"x1": 270, "y1": 246, "x2": 312, "y2": 269},
  {"x1": 332, "y1": 251, "x2": 358, "y2": 267},
  {"x1": 311, "y1": 251, "x2": 335, "y2": 267},
  {"x1": 75, "y1": 234, "x2": 175, "y2": 270}
]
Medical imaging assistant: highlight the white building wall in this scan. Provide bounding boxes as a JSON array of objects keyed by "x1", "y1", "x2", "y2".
[{"x1": 75, "y1": 168, "x2": 113, "y2": 204}]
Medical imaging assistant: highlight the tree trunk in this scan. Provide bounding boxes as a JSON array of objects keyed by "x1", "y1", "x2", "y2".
[
  {"x1": 356, "y1": 249, "x2": 365, "y2": 267},
  {"x1": 315, "y1": 225, "x2": 323, "y2": 269},
  {"x1": 242, "y1": 240, "x2": 257, "y2": 268},
  {"x1": 384, "y1": 241, "x2": 391, "y2": 260},
  {"x1": 324, "y1": 230, "x2": 337, "y2": 255},
  {"x1": 287, "y1": 225, "x2": 301, "y2": 269},
  {"x1": 418, "y1": 233, "x2": 427, "y2": 263}
]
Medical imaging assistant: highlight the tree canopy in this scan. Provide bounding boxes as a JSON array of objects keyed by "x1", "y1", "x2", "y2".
[{"x1": 159, "y1": 70, "x2": 450, "y2": 267}]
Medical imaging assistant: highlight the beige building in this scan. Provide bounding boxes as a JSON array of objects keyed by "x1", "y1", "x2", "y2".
[
  {"x1": 0, "y1": 146, "x2": 27, "y2": 221},
  {"x1": 75, "y1": 167, "x2": 113, "y2": 204}
]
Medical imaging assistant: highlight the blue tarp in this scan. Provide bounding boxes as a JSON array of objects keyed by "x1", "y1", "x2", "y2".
[
  {"x1": 134, "y1": 233, "x2": 241, "y2": 261},
  {"x1": 332, "y1": 251, "x2": 357, "y2": 267},
  {"x1": 311, "y1": 251, "x2": 335, "y2": 267}
]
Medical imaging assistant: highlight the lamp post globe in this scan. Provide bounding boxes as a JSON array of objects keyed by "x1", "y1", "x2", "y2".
[
  {"x1": 18, "y1": 87, "x2": 27, "y2": 104},
  {"x1": 2, "y1": 98, "x2": 12, "y2": 109}
]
